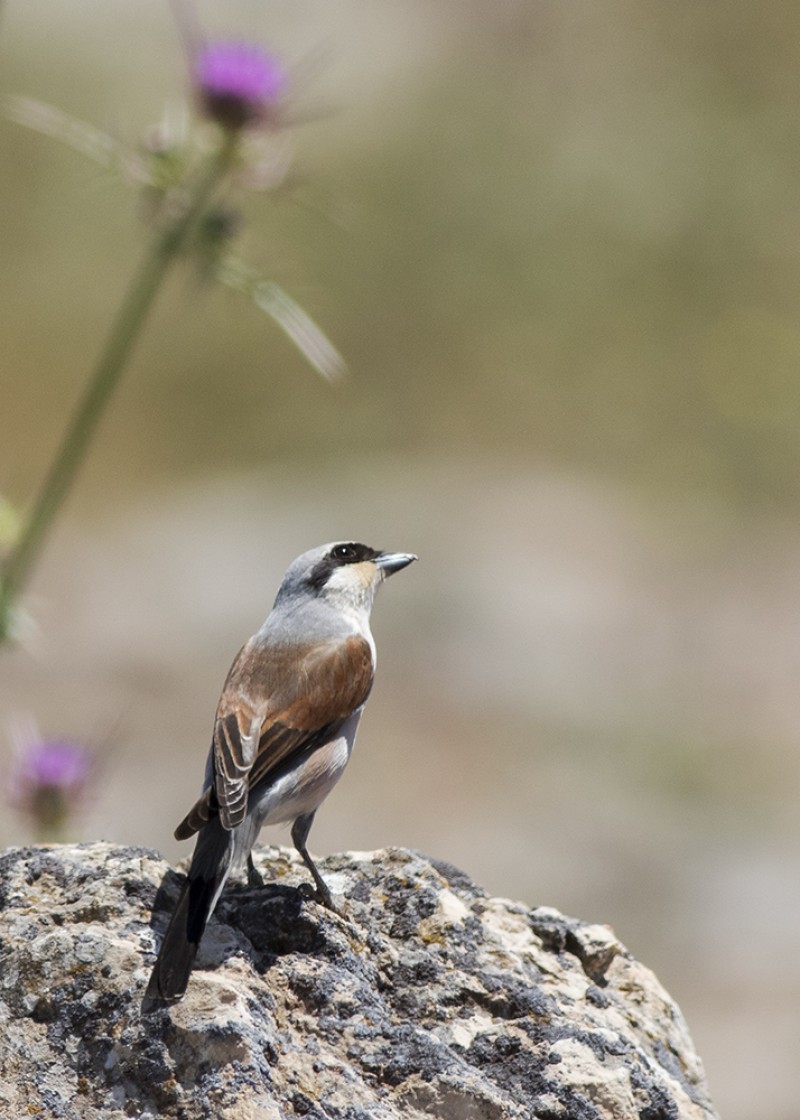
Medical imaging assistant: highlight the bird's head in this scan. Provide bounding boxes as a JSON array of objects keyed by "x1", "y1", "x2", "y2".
[{"x1": 277, "y1": 541, "x2": 417, "y2": 617}]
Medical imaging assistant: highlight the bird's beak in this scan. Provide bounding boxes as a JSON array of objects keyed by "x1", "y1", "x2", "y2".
[{"x1": 375, "y1": 551, "x2": 417, "y2": 577}]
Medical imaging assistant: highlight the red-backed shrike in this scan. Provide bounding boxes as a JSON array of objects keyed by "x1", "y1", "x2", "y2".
[{"x1": 146, "y1": 541, "x2": 416, "y2": 1003}]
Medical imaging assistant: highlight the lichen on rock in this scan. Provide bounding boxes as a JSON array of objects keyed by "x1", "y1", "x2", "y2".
[{"x1": 0, "y1": 842, "x2": 718, "y2": 1119}]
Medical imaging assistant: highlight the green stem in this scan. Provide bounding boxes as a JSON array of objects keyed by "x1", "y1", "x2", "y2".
[{"x1": 0, "y1": 134, "x2": 237, "y2": 641}]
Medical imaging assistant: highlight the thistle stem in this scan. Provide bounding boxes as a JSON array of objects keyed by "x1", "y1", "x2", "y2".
[{"x1": 0, "y1": 134, "x2": 237, "y2": 642}]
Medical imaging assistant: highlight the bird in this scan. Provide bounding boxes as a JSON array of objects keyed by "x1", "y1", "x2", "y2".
[{"x1": 145, "y1": 541, "x2": 416, "y2": 1004}]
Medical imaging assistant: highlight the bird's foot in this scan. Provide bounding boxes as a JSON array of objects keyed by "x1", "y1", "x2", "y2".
[{"x1": 298, "y1": 879, "x2": 339, "y2": 914}]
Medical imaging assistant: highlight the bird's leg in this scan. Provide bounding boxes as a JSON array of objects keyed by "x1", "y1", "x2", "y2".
[
  {"x1": 246, "y1": 852, "x2": 264, "y2": 888},
  {"x1": 291, "y1": 812, "x2": 336, "y2": 911}
]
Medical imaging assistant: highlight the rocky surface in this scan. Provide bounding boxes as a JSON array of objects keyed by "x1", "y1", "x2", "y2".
[{"x1": 0, "y1": 842, "x2": 718, "y2": 1119}]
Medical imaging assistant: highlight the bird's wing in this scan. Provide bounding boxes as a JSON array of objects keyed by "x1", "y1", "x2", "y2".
[{"x1": 174, "y1": 634, "x2": 374, "y2": 839}]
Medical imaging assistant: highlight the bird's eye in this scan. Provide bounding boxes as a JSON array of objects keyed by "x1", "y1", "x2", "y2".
[{"x1": 332, "y1": 544, "x2": 358, "y2": 562}]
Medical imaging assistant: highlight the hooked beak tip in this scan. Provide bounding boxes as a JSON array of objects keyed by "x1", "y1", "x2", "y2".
[{"x1": 375, "y1": 552, "x2": 417, "y2": 577}]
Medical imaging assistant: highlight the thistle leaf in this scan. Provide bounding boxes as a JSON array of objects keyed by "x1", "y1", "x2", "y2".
[
  {"x1": 252, "y1": 281, "x2": 346, "y2": 383},
  {"x1": 6, "y1": 96, "x2": 123, "y2": 169},
  {"x1": 219, "y1": 258, "x2": 346, "y2": 383}
]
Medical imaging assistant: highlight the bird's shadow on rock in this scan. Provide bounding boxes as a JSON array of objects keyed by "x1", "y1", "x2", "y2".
[
  {"x1": 218, "y1": 879, "x2": 329, "y2": 966},
  {"x1": 147, "y1": 866, "x2": 329, "y2": 985}
]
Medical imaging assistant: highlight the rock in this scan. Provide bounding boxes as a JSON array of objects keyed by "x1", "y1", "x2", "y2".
[{"x1": 0, "y1": 842, "x2": 718, "y2": 1119}]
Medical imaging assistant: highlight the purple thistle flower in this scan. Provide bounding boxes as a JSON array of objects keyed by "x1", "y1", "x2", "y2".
[
  {"x1": 9, "y1": 734, "x2": 93, "y2": 841},
  {"x1": 195, "y1": 41, "x2": 285, "y2": 131}
]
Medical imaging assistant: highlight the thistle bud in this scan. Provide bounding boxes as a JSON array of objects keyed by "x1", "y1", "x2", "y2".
[
  {"x1": 195, "y1": 41, "x2": 284, "y2": 131},
  {"x1": 9, "y1": 735, "x2": 93, "y2": 841}
]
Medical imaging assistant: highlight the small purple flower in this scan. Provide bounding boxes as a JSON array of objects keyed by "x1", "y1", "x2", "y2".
[
  {"x1": 9, "y1": 735, "x2": 93, "y2": 841},
  {"x1": 195, "y1": 41, "x2": 285, "y2": 131}
]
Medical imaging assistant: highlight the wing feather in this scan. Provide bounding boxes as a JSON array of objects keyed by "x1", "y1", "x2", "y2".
[{"x1": 174, "y1": 634, "x2": 374, "y2": 838}]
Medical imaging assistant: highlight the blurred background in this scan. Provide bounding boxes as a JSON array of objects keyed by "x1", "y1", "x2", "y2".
[{"x1": 2, "y1": 2, "x2": 799, "y2": 1116}]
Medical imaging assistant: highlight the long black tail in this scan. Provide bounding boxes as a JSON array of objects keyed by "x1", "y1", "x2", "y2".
[{"x1": 145, "y1": 820, "x2": 232, "y2": 1004}]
